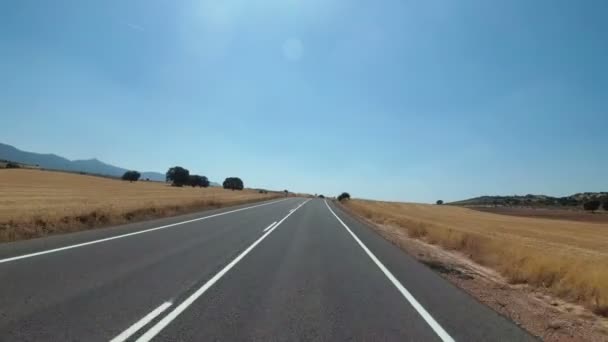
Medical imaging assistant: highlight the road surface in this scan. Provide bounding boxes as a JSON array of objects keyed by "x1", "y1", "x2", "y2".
[{"x1": 0, "y1": 198, "x2": 535, "y2": 341}]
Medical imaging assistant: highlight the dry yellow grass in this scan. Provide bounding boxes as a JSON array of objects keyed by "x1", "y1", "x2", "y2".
[
  {"x1": 0, "y1": 169, "x2": 281, "y2": 242},
  {"x1": 344, "y1": 199, "x2": 608, "y2": 316}
]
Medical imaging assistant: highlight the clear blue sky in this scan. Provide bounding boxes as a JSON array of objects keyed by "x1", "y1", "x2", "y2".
[{"x1": 1, "y1": 0, "x2": 606, "y2": 202}]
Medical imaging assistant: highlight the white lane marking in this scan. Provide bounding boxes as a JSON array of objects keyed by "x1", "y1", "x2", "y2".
[
  {"x1": 110, "y1": 301, "x2": 172, "y2": 342},
  {"x1": 263, "y1": 221, "x2": 277, "y2": 232},
  {"x1": 324, "y1": 201, "x2": 455, "y2": 342},
  {"x1": 0, "y1": 199, "x2": 290, "y2": 264},
  {"x1": 136, "y1": 199, "x2": 311, "y2": 342}
]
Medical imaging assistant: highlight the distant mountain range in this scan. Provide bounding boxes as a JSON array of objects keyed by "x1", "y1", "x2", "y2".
[
  {"x1": 0, "y1": 142, "x2": 166, "y2": 181},
  {"x1": 451, "y1": 193, "x2": 608, "y2": 207}
]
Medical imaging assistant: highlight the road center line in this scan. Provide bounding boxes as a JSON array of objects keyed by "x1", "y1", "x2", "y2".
[
  {"x1": 110, "y1": 301, "x2": 172, "y2": 342},
  {"x1": 263, "y1": 221, "x2": 277, "y2": 232},
  {"x1": 135, "y1": 199, "x2": 311, "y2": 342},
  {"x1": 0, "y1": 198, "x2": 289, "y2": 264},
  {"x1": 324, "y1": 200, "x2": 455, "y2": 342}
]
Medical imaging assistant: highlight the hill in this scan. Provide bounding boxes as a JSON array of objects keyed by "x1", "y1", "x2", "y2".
[
  {"x1": 451, "y1": 192, "x2": 608, "y2": 207},
  {"x1": 0, "y1": 142, "x2": 165, "y2": 181}
]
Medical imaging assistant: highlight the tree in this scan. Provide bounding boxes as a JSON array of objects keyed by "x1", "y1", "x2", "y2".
[
  {"x1": 583, "y1": 200, "x2": 601, "y2": 213},
  {"x1": 557, "y1": 197, "x2": 575, "y2": 206},
  {"x1": 166, "y1": 166, "x2": 190, "y2": 187},
  {"x1": 603, "y1": 200, "x2": 608, "y2": 211},
  {"x1": 223, "y1": 177, "x2": 244, "y2": 190},
  {"x1": 337, "y1": 192, "x2": 351, "y2": 201},
  {"x1": 188, "y1": 175, "x2": 210, "y2": 188},
  {"x1": 436, "y1": 200, "x2": 444, "y2": 205},
  {"x1": 121, "y1": 170, "x2": 141, "y2": 182},
  {"x1": 5, "y1": 161, "x2": 20, "y2": 169}
]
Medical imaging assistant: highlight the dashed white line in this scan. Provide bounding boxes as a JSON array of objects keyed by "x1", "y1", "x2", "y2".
[
  {"x1": 263, "y1": 221, "x2": 277, "y2": 232},
  {"x1": 0, "y1": 198, "x2": 289, "y2": 264},
  {"x1": 324, "y1": 200, "x2": 455, "y2": 342},
  {"x1": 135, "y1": 199, "x2": 311, "y2": 342},
  {"x1": 110, "y1": 301, "x2": 172, "y2": 342}
]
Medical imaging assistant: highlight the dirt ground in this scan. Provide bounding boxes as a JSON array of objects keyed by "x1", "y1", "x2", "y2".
[{"x1": 470, "y1": 206, "x2": 608, "y2": 223}]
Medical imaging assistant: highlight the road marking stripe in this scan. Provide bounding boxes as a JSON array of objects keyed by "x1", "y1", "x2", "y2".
[
  {"x1": 0, "y1": 198, "x2": 290, "y2": 264},
  {"x1": 110, "y1": 301, "x2": 172, "y2": 342},
  {"x1": 324, "y1": 200, "x2": 455, "y2": 342},
  {"x1": 136, "y1": 199, "x2": 311, "y2": 342},
  {"x1": 263, "y1": 221, "x2": 277, "y2": 232}
]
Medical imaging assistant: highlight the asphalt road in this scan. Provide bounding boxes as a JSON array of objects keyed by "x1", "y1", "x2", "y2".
[{"x1": 0, "y1": 197, "x2": 535, "y2": 341}]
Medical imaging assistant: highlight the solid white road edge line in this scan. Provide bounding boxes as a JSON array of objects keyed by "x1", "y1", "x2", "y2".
[
  {"x1": 324, "y1": 200, "x2": 455, "y2": 342},
  {"x1": 110, "y1": 301, "x2": 172, "y2": 342},
  {"x1": 0, "y1": 198, "x2": 290, "y2": 264},
  {"x1": 135, "y1": 199, "x2": 311, "y2": 342},
  {"x1": 263, "y1": 221, "x2": 277, "y2": 232}
]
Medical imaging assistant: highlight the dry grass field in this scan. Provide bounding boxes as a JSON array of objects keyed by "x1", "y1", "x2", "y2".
[
  {"x1": 0, "y1": 169, "x2": 281, "y2": 242},
  {"x1": 472, "y1": 206, "x2": 608, "y2": 223},
  {"x1": 344, "y1": 199, "x2": 608, "y2": 316}
]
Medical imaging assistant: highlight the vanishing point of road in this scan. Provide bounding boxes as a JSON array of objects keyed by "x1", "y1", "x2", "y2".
[{"x1": 0, "y1": 198, "x2": 535, "y2": 341}]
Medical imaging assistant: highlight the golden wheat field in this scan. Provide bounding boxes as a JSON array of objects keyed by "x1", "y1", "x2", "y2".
[
  {"x1": 344, "y1": 199, "x2": 608, "y2": 316},
  {"x1": 0, "y1": 169, "x2": 281, "y2": 242}
]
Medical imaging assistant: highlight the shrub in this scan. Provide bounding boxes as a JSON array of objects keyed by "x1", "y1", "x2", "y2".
[
  {"x1": 166, "y1": 166, "x2": 190, "y2": 186},
  {"x1": 604, "y1": 201, "x2": 608, "y2": 211},
  {"x1": 338, "y1": 192, "x2": 351, "y2": 201},
  {"x1": 5, "y1": 162, "x2": 20, "y2": 169},
  {"x1": 583, "y1": 200, "x2": 601, "y2": 213},
  {"x1": 121, "y1": 170, "x2": 141, "y2": 182},
  {"x1": 223, "y1": 177, "x2": 244, "y2": 190},
  {"x1": 436, "y1": 200, "x2": 444, "y2": 205}
]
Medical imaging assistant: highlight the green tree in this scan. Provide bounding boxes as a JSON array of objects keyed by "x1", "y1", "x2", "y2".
[
  {"x1": 121, "y1": 170, "x2": 141, "y2": 182},
  {"x1": 583, "y1": 200, "x2": 601, "y2": 213},
  {"x1": 511, "y1": 198, "x2": 521, "y2": 206},
  {"x1": 166, "y1": 166, "x2": 190, "y2": 187},
  {"x1": 223, "y1": 177, "x2": 244, "y2": 190},
  {"x1": 188, "y1": 175, "x2": 210, "y2": 188},
  {"x1": 436, "y1": 200, "x2": 444, "y2": 205},
  {"x1": 337, "y1": 192, "x2": 351, "y2": 201},
  {"x1": 603, "y1": 200, "x2": 608, "y2": 211}
]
